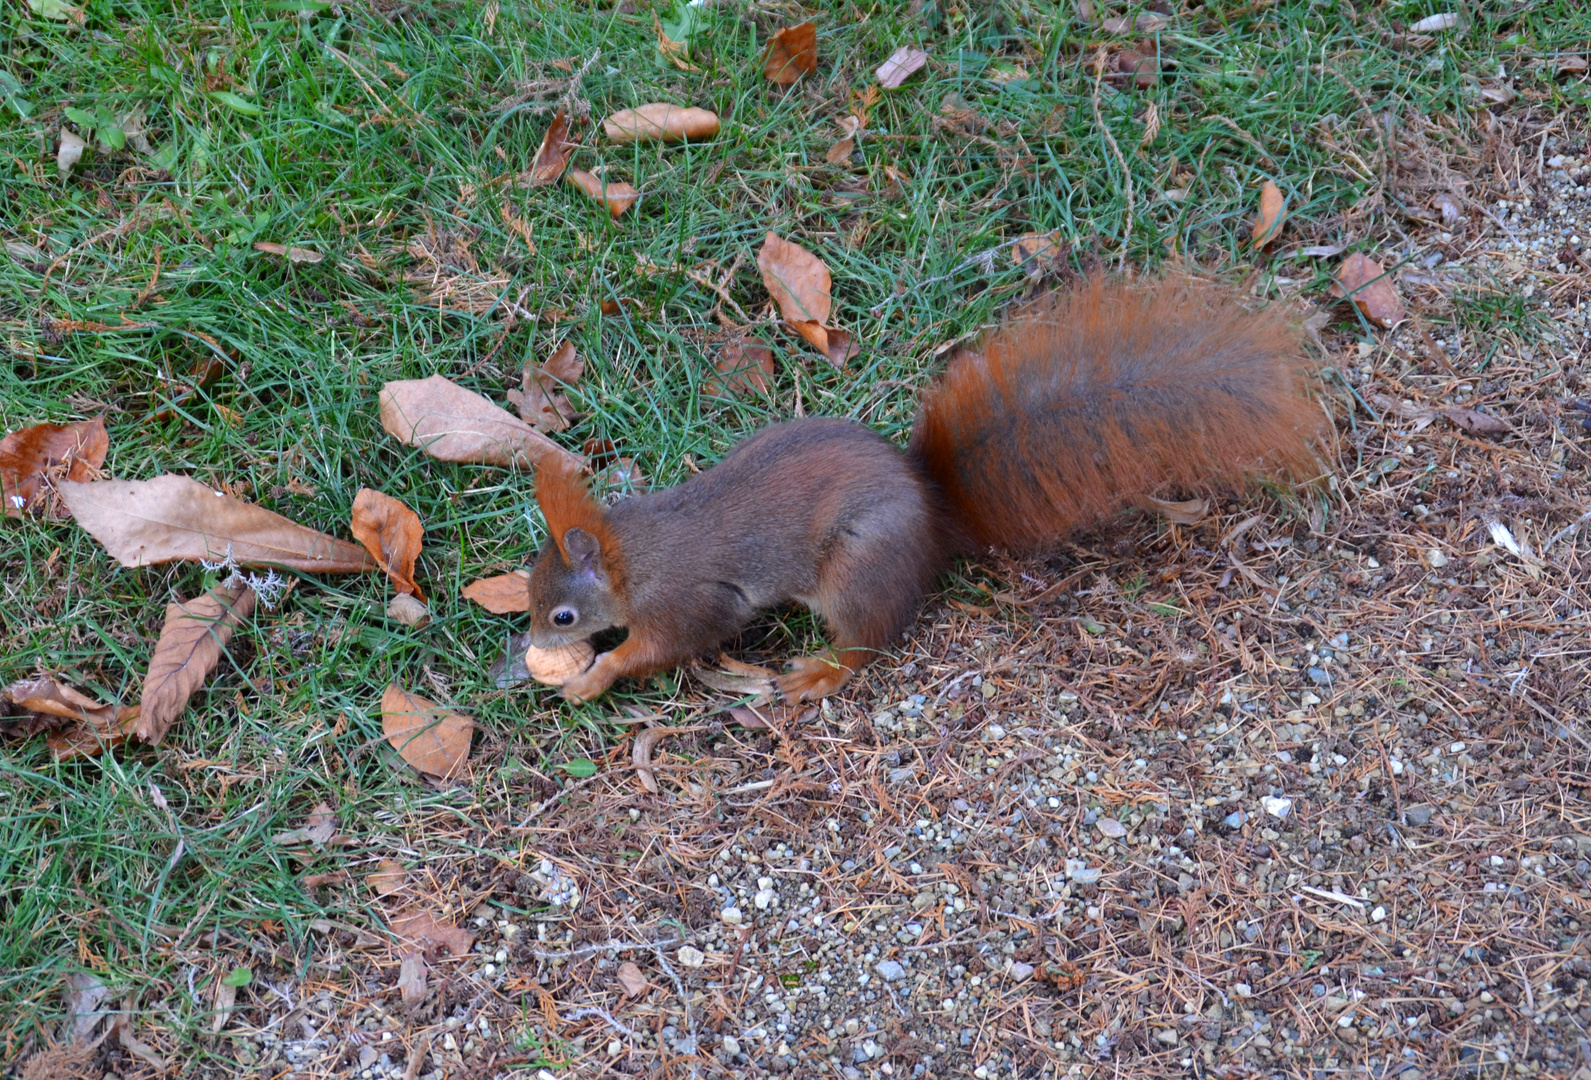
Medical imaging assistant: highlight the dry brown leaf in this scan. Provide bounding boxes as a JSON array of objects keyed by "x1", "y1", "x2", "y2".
[
  {"x1": 507, "y1": 340, "x2": 585, "y2": 432},
  {"x1": 1440, "y1": 407, "x2": 1510, "y2": 436},
  {"x1": 397, "y1": 950, "x2": 427, "y2": 1008},
  {"x1": 1558, "y1": 55, "x2": 1589, "y2": 77},
  {"x1": 212, "y1": 976, "x2": 237, "y2": 1034},
  {"x1": 138, "y1": 579, "x2": 256, "y2": 744},
  {"x1": 876, "y1": 46, "x2": 928, "y2": 89},
  {"x1": 351, "y1": 488, "x2": 425, "y2": 600},
  {"x1": 616, "y1": 961, "x2": 648, "y2": 998},
  {"x1": 253, "y1": 242, "x2": 324, "y2": 264},
  {"x1": 564, "y1": 168, "x2": 640, "y2": 218},
  {"x1": 1251, "y1": 180, "x2": 1286, "y2": 248},
  {"x1": 380, "y1": 684, "x2": 474, "y2": 780},
  {"x1": 528, "y1": 110, "x2": 574, "y2": 186},
  {"x1": 9, "y1": 674, "x2": 125, "y2": 727},
  {"x1": 462, "y1": 570, "x2": 532, "y2": 612},
  {"x1": 368, "y1": 859, "x2": 407, "y2": 899},
  {"x1": 633, "y1": 724, "x2": 705, "y2": 794},
  {"x1": 655, "y1": 14, "x2": 701, "y2": 72},
  {"x1": 378, "y1": 375, "x2": 583, "y2": 472},
  {"x1": 389, "y1": 909, "x2": 475, "y2": 958},
  {"x1": 524, "y1": 641, "x2": 597, "y2": 686},
  {"x1": 756, "y1": 232, "x2": 859, "y2": 367},
  {"x1": 1141, "y1": 495, "x2": 1210, "y2": 526},
  {"x1": 825, "y1": 137, "x2": 855, "y2": 164},
  {"x1": 45, "y1": 716, "x2": 138, "y2": 761},
  {"x1": 604, "y1": 104, "x2": 720, "y2": 144},
  {"x1": 57, "y1": 128, "x2": 85, "y2": 178},
  {"x1": 1012, "y1": 231, "x2": 1063, "y2": 274},
  {"x1": 386, "y1": 593, "x2": 431, "y2": 627},
  {"x1": 61, "y1": 474, "x2": 376, "y2": 572},
  {"x1": 764, "y1": 22, "x2": 817, "y2": 84},
  {"x1": 1102, "y1": 12, "x2": 1171, "y2": 32},
  {"x1": 704, "y1": 338, "x2": 776, "y2": 400},
  {"x1": 1, "y1": 416, "x2": 107, "y2": 518},
  {"x1": 1330, "y1": 253, "x2": 1407, "y2": 328}
]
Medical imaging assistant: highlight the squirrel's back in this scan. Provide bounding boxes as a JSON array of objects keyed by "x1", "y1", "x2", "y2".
[{"x1": 908, "y1": 275, "x2": 1329, "y2": 552}]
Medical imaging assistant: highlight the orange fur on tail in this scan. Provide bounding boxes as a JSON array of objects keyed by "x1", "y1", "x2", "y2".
[{"x1": 908, "y1": 276, "x2": 1330, "y2": 552}]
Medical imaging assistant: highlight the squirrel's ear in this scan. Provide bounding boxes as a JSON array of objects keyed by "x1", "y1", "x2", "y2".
[{"x1": 562, "y1": 527, "x2": 604, "y2": 575}]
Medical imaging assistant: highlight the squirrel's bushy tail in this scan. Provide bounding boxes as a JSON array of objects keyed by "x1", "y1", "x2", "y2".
[{"x1": 908, "y1": 275, "x2": 1329, "y2": 553}]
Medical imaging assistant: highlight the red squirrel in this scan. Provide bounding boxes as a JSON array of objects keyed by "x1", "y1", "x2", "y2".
[{"x1": 525, "y1": 276, "x2": 1330, "y2": 703}]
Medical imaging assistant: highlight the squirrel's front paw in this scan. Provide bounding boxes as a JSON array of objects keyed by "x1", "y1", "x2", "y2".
[{"x1": 558, "y1": 655, "x2": 616, "y2": 703}]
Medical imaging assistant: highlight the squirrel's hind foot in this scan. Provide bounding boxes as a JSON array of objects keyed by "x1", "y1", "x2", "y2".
[{"x1": 778, "y1": 648, "x2": 875, "y2": 701}]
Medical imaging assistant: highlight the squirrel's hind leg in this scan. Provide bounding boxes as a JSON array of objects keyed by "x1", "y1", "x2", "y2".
[{"x1": 778, "y1": 514, "x2": 940, "y2": 701}]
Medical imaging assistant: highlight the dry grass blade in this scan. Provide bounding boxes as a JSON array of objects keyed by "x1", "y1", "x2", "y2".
[
  {"x1": 0, "y1": 416, "x2": 107, "y2": 518},
  {"x1": 379, "y1": 684, "x2": 474, "y2": 779},
  {"x1": 379, "y1": 375, "x2": 583, "y2": 472},
  {"x1": 351, "y1": 488, "x2": 426, "y2": 600},
  {"x1": 61, "y1": 475, "x2": 377, "y2": 572},
  {"x1": 633, "y1": 724, "x2": 705, "y2": 794},
  {"x1": 462, "y1": 570, "x2": 532, "y2": 612},
  {"x1": 138, "y1": 580, "x2": 256, "y2": 744},
  {"x1": 764, "y1": 22, "x2": 817, "y2": 85}
]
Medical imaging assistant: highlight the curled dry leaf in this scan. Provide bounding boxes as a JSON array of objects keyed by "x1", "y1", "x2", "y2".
[
  {"x1": 604, "y1": 103, "x2": 720, "y2": 144},
  {"x1": 368, "y1": 859, "x2": 407, "y2": 899},
  {"x1": 386, "y1": 593, "x2": 431, "y2": 627},
  {"x1": 1410, "y1": 12, "x2": 1464, "y2": 32},
  {"x1": 876, "y1": 46, "x2": 928, "y2": 89},
  {"x1": 62, "y1": 474, "x2": 376, "y2": 571},
  {"x1": 633, "y1": 724, "x2": 705, "y2": 794},
  {"x1": 0, "y1": 416, "x2": 107, "y2": 518},
  {"x1": 139, "y1": 579, "x2": 257, "y2": 744},
  {"x1": 1440, "y1": 407, "x2": 1510, "y2": 436},
  {"x1": 351, "y1": 488, "x2": 426, "y2": 600},
  {"x1": 1251, "y1": 180, "x2": 1286, "y2": 248},
  {"x1": 528, "y1": 110, "x2": 573, "y2": 187},
  {"x1": 764, "y1": 22, "x2": 817, "y2": 85},
  {"x1": 1102, "y1": 12, "x2": 1171, "y2": 33},
  {"x1": 378, "y1": 375, "x2": 583, "y2": 472},
  {"x1": 1140, "y1": 495, "x2": 1210, "y2": 526},
  {"x1": 57, "y1": 127, "x2": 85, "y2": 178},
  {"x1": 1012, "y1": 231, "x2": 1063, "y2": 274},
  {"x1": 253, "y1": 242, "x2": 324, "y2": 264},
  {"x1": 397, "y1": 951, "x2": 427, "y2": 1008},
  {"x1": 524, "y1": 640, "x2": 597, "y2": 687},
  {"x1": 463, "y1": 569, "x2": 532, "y2": 612},
  {"x1": 389, "y1": 909, "x2": 476, "y2": 958},
  {"x1": 704, "y1": 337, "x2": 776, "y2": 399},
  {"x1": 689, "y1": 661, "x2": 776, "y2": 700},
  {"x1": 565, "y1": 169, "x2": 640, "y2": 218},
  {"x1": 380, "y1": 684, "x2": 474, "y2": 780},
  {"x1": 616, "y1": 960, "x2": 649, "y2": 997},
  {"x1": 756, "y1": 232, "x2": 859, "y2": 366},
  {"x1": 1330, "y1": 253, "x2": 1407, "y2": 328},
  {"x1": 507, "y1": 340, "x2": 585, "y2": 433},
  {"x1": 654, "y1": 14, "x2": 700, "y2": 73}
]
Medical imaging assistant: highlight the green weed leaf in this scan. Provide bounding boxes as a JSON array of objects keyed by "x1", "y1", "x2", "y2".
[
  {"x1": 558, "y1": 758, "x2": 598, "y2": 778},
  {"x1": 210, "y1": 91, "x2": 263, "y2": 116}
]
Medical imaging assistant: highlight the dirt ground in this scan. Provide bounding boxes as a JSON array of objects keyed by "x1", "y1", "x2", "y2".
[{"x1": 17, "y1": 115, "x2": 1591, "y2": 1080}]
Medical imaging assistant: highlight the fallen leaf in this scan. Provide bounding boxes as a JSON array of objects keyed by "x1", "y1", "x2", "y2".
[
  {"x1": 389, "y1": 909, "x2": 475, "y2": 957},
  {"x1": 253, "y1": 242, "x2": 324, "y2": 264},
  {"x1": 825, "y1": 136, "x2": 855, "y2": 164},
  {"x1": 876, "y1": 46, "x2": 928, "y2": 89},
  {"x1": 139, "y1": 580, "x2": 256, "y2": 744},
  {"x1": 1296, "y1": 244, "x2": 1345, "y2": 258},
  {"x1": 462, "y1": 570, "x2": 532, "y2": 613},
  {"x1": 57, "y1": 127, "x2": 85, "y2": 178},
  {"x1": 764, "y1": 22, "x2": 817, "y2": 85},
  {"x1": 397, "y1": 950, "x2": 427, "y2": 1007},
  {"x1": 0, "y1": 416, "x2": 106, "y2": 518},
  {"x1": 8, "y1": 675, "x2": 120, "y2": 726},
  {"x1": 212, "y1": 973, "x2": 238, "y2": 1033},
  {"x1": 386, "y1": 593, "x2": 431, "y2": 627},
  {"x1": 368, "y1": 859, "x2": 407, "y2": 899},
  {"x1": 1112, "y1": 47, "x2": 1159, "y2": 90},
  {"x1": 30, "y1": 0, "x2": 85, "y2": 27},
  {"x1": 351, "y1": 488, "x2": 425, "y2": 600},
  {"x1": 756, "y1": 232, "x2": 859, "y2": 366},
  {"x1": 1440, "y1": 407, "x2": 1509, "y2": 436},
  {"x1": 704, "y1": 337, "x2": 776, "y2": 399},
  {"x1": 301, "y1": 803, "x2": 339, "y2": 845},
  {"x1": 1431, "y1": 191, "x2": 1463, "y2": 224},
  {"x1": 565, "y1": 168, "x2": 640, "y2": 218},
  {"x1": 616, "y1": 961, "x2": 648, "y2": 998},
  {"x1": 61, "y1": 474, "x2": 377, "y2": 571},
  {"x1": 115, "y1": 1007, "x2": 166, "y2": 1071},
  {"x1": 1411, "y1": 12, "x2": 1464, "y2": 32},
  {"x1": 1251, "y1": 180, "x2": 1286, "y2": 248},
  {"x1": 507, "y1": 340, "x2": 585, "y2": 432},
  {"x1": 604, "y1": 103, "x2": 720, "y2": 143},
  {"x1": 378, "y1": 375, "x2": 583, "y2": 472},
  {"x1": 380, "y1": 684, "x2": 474, "y2": 780},
  {"x1": 655, "y1": 14, "x2": 701, "y2": 72},
  {"x1": 1558, "y1": 55, "x2": 1589, "y2": 77},
  {"x1": 65, "y1": 972, "x2": 109, "y2": 1043},
  {"x1": 524, "y1": 640, "x2": 597, "y2": 687},
  {"x1": 1140, "y1": 495, "x2": 1209, "y2": 526},
  {"x1": 1012, "y1": 231, "x2": 1063, "y2": 274},
  {"x1": 1479, "y1": 84, "x2": 1515, "y2": 105},
  {"x1": 1330, "y1": 253, "x2": 1407, "y2": 328},
  {"x1": 1102, "y1": 12, "x2": 1170, "y2": 32},
  {"x1": 528, "y1": 110, "x2": 574, "y2": 186},
  {"x1": 633, "y1": 724, "x2": 705, "y2": 794}
]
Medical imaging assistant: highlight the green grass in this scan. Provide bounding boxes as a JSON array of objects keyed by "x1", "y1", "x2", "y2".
[{"x1": 2, "y1": 0, "x2": 1588, "y2": 1064}]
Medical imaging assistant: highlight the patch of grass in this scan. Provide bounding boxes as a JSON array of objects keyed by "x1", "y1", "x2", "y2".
[{"x1": 1, "y1": 0, "x2": 1588, "y2": 1064}]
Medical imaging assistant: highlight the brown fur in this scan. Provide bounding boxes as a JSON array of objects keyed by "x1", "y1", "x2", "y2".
[
  {"x1": 909, "y1": 275, "x2": 1329, "y2": 551},
  {"x1": 528, "y1": 276, "x2": 1332, "y2": 702}
]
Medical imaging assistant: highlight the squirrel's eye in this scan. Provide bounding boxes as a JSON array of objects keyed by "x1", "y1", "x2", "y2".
[{"x1": 551, "y1": 607, "x2": 578, "y2": 628}]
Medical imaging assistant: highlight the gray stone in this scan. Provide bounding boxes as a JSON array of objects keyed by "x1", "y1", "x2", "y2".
[{"x1": 875, "y1": 959, "x2": 907, "y2": 981}]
